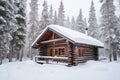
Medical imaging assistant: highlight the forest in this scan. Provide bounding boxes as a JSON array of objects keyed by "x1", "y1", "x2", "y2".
[{"x1": 0, "y1": 0, "x2": 120, "y2": 64}]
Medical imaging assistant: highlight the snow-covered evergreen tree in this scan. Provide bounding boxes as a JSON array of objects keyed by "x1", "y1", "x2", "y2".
[
  {"x1": 39, "y1": 0, "x2": 50, "y2": 30},
  {"x1": 12, "y1": 0, "x2": 26, "y2": 61},
  {"x1": 0, "y1": 0, "x2": 7, "y2": 64},
  {"x1": 0, "y1": 0, "x2": 17, "y2": 63},
  {"x1": 114, "y1": 16, "x2": 120, "y2": 58},
  {"x1": 49, "y1": 4, "x2": 53, "y2": 24},
  {"x1": 57, "y1": 1, "x2": 65, "y2": 26},
  {"x1": 65, "y1": 17, "x2": 71, "y2": 28},
  {"x1": 84, "y1": 18, "x2": 88, "y2": 35},
  {"x1": 53, "y1": 11, "x2": 58, "y2": 24},
  {"x1": 71, "y1": 16, "x2": 76, "y2": 30},
  {"x1": 28, "y1": 0, "x2": 39, "y2": 60},
  {"x1": 88, "y1": 1, "x2": 98, "y2": 39},
  {"x1": 100, "y1": 0, "x2": 118, "y2": 61},
  {"x1": 76, "y1": 9, "x2": 85, "y2": 33}
]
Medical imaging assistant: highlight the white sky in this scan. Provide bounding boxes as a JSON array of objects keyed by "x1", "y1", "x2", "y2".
[
  {"x1": 38, "y1": 0, "x2": 101, "y2": 21},
  {"x1": 27, "y1": 0, "x2": 119, "y2": 23}
]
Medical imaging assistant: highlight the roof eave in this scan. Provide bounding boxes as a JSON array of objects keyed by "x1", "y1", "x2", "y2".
[
  {"x1": 76, "y1": 42, "x2": 104, "y2": 48},
  {"x1": 31, "y1": 27, "x2": 49, "y2": 47}
]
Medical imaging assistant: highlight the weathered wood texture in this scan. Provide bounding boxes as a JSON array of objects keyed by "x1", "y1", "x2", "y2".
[{"x1": 33, "y1": 30, "x2": 99, "y2": 66}]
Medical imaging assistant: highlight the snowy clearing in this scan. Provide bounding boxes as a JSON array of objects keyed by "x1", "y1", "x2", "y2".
[{"x1": 0, "y1": 60, "x2": 120, "y2": 80}]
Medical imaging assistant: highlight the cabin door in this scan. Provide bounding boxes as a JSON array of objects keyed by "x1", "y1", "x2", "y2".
[{"x1": 79, "y1": 48, "x2": 85, "y2": 57}]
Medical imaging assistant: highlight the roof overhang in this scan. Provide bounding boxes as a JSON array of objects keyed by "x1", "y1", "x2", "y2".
[{"x1": 32, "y1": 25, "x2": 104, "y2": 48}]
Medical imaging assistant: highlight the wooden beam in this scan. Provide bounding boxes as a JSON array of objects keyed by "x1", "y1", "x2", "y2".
[
  {"x1": 40, "y1": 38, "x2": 65, "y2": 44},
  {"x1": 52, "y1": 32, "x2": 55, "y2": 39}
]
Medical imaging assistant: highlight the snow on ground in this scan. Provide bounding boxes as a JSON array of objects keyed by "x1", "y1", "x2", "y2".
[{"x1": 0, "y1": 60, "x2": 120, "y2": 80}]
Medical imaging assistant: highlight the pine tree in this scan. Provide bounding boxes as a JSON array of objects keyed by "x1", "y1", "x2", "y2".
[
  {"x1": 0, "y1": 0, "x2": 18, "y2": 63},
  {"x1": 0, "y1": 0, "x2": 7, "y2": 64},
  {"x1": 100, "y1": 0, "x2": 118, "y2": 61},
  {"x1": 65, "y1": 17, "x2": 71, "y2": 28},
  {"x1": 84, "y1": 18, "x2": 88, "y2": 35},
  {"x1": 12, "y1": 0, "x2": 26, "y2": 61},
  {"x1": 114, "y1": 16, "x2": 120, "y2": 58},
  {"x1": 39, "y1": 0, "x2": 50, "y2": 30},
  {"x1": 28, "y1": 0, "x2": 39, "y2": 60},
  {"x1": 71, "y1": 16, "x2": 76, "y2": 30},
  {"x1": 88, "y1": 1, "x2": 98, "y2": 39},
  {"x1": 76, "y1": 9, "x2": 85, "y2": 33},
  {"x1": 49, "y1": 4, "x2": 53, "y2": 24},
  {"x1": 0, "y1": 0, "x2": 26, "y2": 63},
  {"x1": 57, "y1": 1, "x2": 65, "y2": 26},
  {"x1": 53, "y1": 11, "x2": 58, "y2": 24}
]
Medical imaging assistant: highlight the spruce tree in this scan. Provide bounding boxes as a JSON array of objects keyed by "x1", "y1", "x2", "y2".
[
  {"x1": 88, "y1": 1, "x2": 98, "y2": 39},
  {"x1": 39, "y1": 0, "x2": 50, "y2": 30},
  {"x1": 76, "y1": 9, "x2": 85, "y2": 33},
  {"x1": 0, "y1": 0, "x2": 17, "y2": 62},
  {"x1": 114, "y1": 16, "x2": 120, "y2": 58},
  {"x1": 49, "y1": 4, "x2": 53, "y2": 24},
  {"x1": 53, "y1": 11, "x2": 58, "y2": 24},
  {"x1": 100, "y1": 0, "x2": 118, "y2": 61},
  {"x1": 28, "y1": 0, "x2": 39, "y2": 60},
  {"x1": 13, "y1": 0, "x2": 26, "y2": 61},
  {"x1": 71, "y1": 16, "x2": 76, "y2": 30},
  {"x1": 84, "y1": 18, "x2": 88, "y2": 35},
  {"x1": 57, "y1": 1, "x2": 65, "y2": 26},
  {"x1": 0, "y1": 0, "x2": 7, "y2": 64},
  {"x1": 65, "y1": 17, "x2": 71, "y2": 28}
]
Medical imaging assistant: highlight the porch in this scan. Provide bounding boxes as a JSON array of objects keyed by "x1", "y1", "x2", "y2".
[
  {"x1": 35, "y1": 56, "x2": 68, "y2": 64},
  {"x1": 35, "y1": 56, "x2": 86, "y2": 65}
]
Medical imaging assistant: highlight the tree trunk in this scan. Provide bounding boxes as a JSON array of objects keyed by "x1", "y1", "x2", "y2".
[
  {"x1": 0, "y1": 51, "x2": 2, "y2": 65},
  {"x1": 16, "y1": 52, "x2": 19, "y2": 60},
  {"x1": 19, "y1": 49, "x2": 23, "y2": 61},
  {"x1": 0, "y1": 57, "x2": 2, "y2": 65},
  {"x1": 109, "y1": 53, "x2": 112, "y2": 62},
  {"x1": 9, "y1": 52, "x2": 12, "y2": 62},
  {"x1": 9, "y1": 45, "x2": 14, "y2": 62},
  {"x1": 113, "y1": 51, "x2": 117, "y2": 61},
  {"x1": 30, "y1": 48, "x2": 33, "y2": 60}
]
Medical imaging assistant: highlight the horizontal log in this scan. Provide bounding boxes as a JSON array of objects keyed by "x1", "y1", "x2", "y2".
[
  {"x1": 35, "y1": 56, "x2": 68, "y2": 63},
  {"x1": 40, "y1": 38, "x2": 65, "y2": 44}
]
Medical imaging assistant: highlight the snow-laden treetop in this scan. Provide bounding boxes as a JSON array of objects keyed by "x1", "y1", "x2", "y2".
[{"x1": 32, "y1": 25, "x2": 104, "y2": 48}]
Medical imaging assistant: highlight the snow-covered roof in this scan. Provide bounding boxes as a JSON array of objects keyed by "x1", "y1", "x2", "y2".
[{"x1": 32, "y1": 25, "x2": 104, "y2": 48}]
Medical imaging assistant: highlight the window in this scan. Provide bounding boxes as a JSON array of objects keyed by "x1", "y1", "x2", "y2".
[
  {"x1": 55, "y1": 49, "x2": 58, "y2": 56},
  {"x1": 54, "y1": 47, "x2": 65, "y2": 56},
  {"x1": 59, "y1": 48, "x2": 65, "y2": 55}
]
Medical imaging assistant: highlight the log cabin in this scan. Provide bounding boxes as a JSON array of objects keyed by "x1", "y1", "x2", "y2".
[{"x1": 32, "y1": 25, "x2": 104, "y2": 66}]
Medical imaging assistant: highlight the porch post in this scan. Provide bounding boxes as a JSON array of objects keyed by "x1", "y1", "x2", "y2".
[
  {"x1": 74, "y1": 44, "x2": 79, "y2": 66},
  {"x1": 66, "y1": 40, "x2": 72, "y2": 66},
  {"x1": 0, "y1": 50, "x2": 2, "y2": 65}
]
